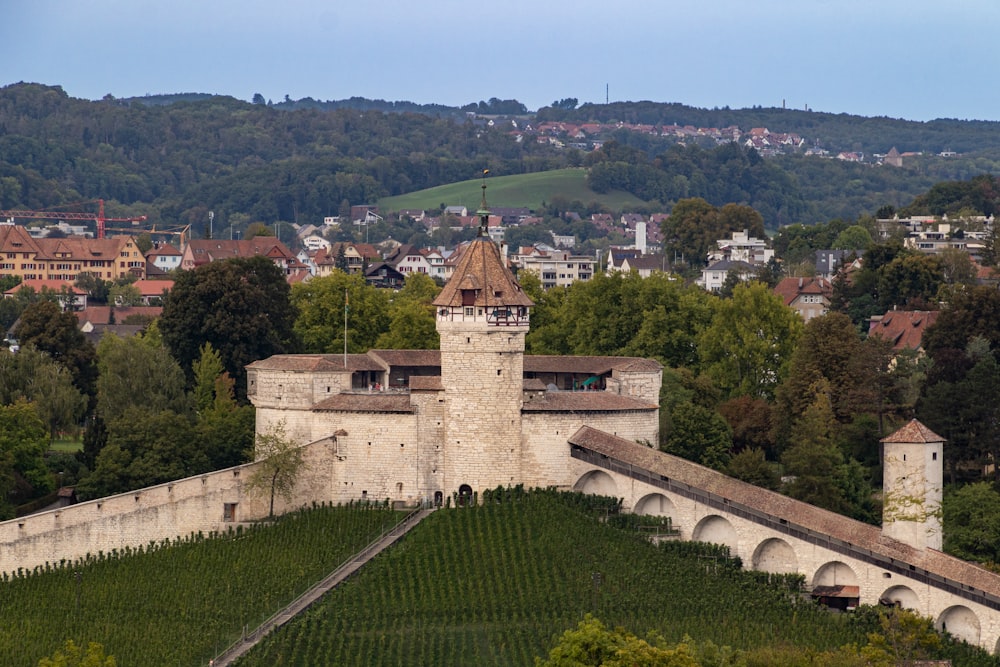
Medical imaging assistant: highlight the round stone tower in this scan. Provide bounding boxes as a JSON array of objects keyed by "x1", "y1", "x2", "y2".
[
  {"x1": 881, "y1": 419, "x2": 944, "y2": 551},
  {"x1": 431, "y1": 178, "x2": 534, "y2": 499}
]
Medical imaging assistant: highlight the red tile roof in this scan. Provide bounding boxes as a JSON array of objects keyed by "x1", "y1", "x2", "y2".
[{"x1": 868, "y1": 310, "x2": 939, "y2": 351}]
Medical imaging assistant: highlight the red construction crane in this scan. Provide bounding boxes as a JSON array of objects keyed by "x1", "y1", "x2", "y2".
[{"x1": 0, "y1": 199, "x2": 147, "y2": 239}]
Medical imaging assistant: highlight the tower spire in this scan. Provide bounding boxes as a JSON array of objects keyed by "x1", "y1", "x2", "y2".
[{"x1": 476, "y1": 169, "x2": 490, "y2": 237}]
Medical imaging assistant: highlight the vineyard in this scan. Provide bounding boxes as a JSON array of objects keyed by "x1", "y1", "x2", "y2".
[
  {"x1": 7, "y1": 489, "x2": 999, "y2": 666},
  {"x1": 231, "y1": 488, "x2": 997, "y2": 666},
  {"x1": 6, "y1": 502, "x2": 401, "y2": 667}
]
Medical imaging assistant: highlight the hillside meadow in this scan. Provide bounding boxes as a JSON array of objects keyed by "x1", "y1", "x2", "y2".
[{"x1": 377, "y1": 168, "x2": 646, "y2": 213}]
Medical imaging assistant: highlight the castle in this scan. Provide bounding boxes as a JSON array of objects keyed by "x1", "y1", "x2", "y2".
[
  {"x1": 247, "y1": 187, "x2": 663, "y2": 504},
  {"x1": 7, "y1": 189, "x2": 1000, "y2": 651}
]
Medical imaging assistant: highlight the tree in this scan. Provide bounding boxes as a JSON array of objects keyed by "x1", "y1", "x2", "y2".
[
  {"x1": 536, "y1": 615, "x2": 700, "y2": 667},
  {"x1": 14, "y1": 301, "x2": 97, "y2": 400},
  {"x1": 192, "y1": 342, "x2": 226, "y2": 413},
  {"x1": 95, "y1": 334, "x2": 191, "y2": 424},
  {"x1": 375, "y1": 273, "x2": 440, "y2": 350},
  {"x1": 942, "y1": 482, "x2": 1000, "y2": 563},
  {"x1": 36, "y1": 639, "x2": 116, "y2": 667},
  {"x1": 160, "y1": 255, "x2": 299, "y2": 397},
  {"x1": 832, "y1": 225, "x2": 872, "y2": 250},
  {"x1": 291, "y1": 272, "x2": 390, "y2": 353},
  {"x1": 0, "y1": 400, "x2": 52, "y2": 515},
  {"x1": 244, "y1": 421, "x2": 305, "y2": 518},
  {"x1": 698, "y1": 282, "x2": 802, "y2": 400},
  {"x1": 0, "y1": 346, "x2": 87, "y2": 441},
  {"x1": 860, "y1": 607, "x2": 942, "y2": 667},
  {"x1": 726, "y1": 448, "x2": 780, "y2": 490},
  {"x1": 661, "y1": 403, "x2": 732, "y2": 470},
  {"x1": 77, "y1": 407, "x2": 204, "y2": 499}
]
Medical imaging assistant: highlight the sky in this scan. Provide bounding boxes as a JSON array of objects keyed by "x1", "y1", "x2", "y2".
[{"x1": 3, "y1": 0, "x2": 999, "y2": 122}]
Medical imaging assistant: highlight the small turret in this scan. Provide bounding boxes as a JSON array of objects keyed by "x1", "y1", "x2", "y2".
[{"x1": 881, "y1": 419, "x2": 944, "y2": 551}]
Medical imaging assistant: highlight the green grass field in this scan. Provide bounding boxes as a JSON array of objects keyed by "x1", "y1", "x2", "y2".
[
  {"x1": 377, "y1": 168, "x2": 646, "y2": 213},
  {"x1": 48, "y1": 437, "x2": 82, "y2": 453}
]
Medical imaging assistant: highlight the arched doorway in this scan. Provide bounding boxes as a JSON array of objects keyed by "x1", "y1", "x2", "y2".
[
  {"x1": 433, "y1": 491, "x2": 443, "y2": 507},
  {"x1": 458, "y1": 484, "x2": 473, "y2": 507},
  {"x1": 751, "y1": 538, "x2": 797, "y2": 574}
]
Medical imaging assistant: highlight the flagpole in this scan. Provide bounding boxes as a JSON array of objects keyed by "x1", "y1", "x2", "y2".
[{"x1": 344, "y1": 287, "x2": 348, "y2": 367}]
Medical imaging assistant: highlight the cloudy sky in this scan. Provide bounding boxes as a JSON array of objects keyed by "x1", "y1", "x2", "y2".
[{"x1": 3, "y1": 0, "x2": 997, "y2": 122}]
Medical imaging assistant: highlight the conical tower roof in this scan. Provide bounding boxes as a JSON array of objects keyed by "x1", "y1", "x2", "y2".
[{"x1": 432, "y1": 177, "x2": 533, "y2": 309}]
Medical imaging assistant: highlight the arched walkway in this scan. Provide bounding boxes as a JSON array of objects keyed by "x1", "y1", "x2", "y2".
[
  {"x1": 938, "y1": 605, "x2": 981, "y2": 647},
  {"x1": 573, "y1": 470, "x2": 618, "y2": 497},
  {"x1": 879, "y1": 584, "x2": 919, "y2": 610},
  {"x1": 691, "y1": 515, "x2": 738, "y2": 553},
  {"x1": 634, "y1": 493, "x2": 675, "y2": 517},
  {"x1": 751, "y1": 537, "x2": 797, "y2": 574}
]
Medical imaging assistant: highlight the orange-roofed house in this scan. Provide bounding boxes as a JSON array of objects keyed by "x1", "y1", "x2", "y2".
[
  {"x1": 868, "y1": 309, "x2": 940, "y2": 352},
  {"x1": 772, "y1": 277, "x2": 833, "y2": 322}
]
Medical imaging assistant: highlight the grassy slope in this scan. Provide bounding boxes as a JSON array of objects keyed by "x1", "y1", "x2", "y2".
[{"x1": 377, "y1": 168, "x2": 646, "y2": 213}]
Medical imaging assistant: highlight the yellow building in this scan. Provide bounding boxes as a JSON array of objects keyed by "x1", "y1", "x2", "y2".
[{"x1": 0, "y1": 224, "x2": 146, "y2": 282}]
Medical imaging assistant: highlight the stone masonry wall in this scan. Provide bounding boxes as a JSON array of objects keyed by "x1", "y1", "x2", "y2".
[{"x1": 0, "y1": 441, "x2": 335, "y2": 576}]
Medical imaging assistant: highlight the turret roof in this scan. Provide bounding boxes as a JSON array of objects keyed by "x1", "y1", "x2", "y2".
[
  {"x1": 881, "y1": 418, "x2": 945, "y2": 444},
  {"x1": 432, "y1": 236, "x2": 533, "y2": 309}
]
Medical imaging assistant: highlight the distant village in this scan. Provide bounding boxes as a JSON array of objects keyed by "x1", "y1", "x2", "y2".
[
  {"x1": 488, "y1": 117, "x2": 957, "y2": 164},
  {"x1": 2, "y1": 202, "x2": 994, "y2": 355}
]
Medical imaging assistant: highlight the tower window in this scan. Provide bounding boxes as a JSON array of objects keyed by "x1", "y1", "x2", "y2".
[
  {"x1": 933, "y1": 452, "x2": 937, "y2": 460},
  {"x1": 497, "y1": 369, "x2": 502, "y2": 376}
]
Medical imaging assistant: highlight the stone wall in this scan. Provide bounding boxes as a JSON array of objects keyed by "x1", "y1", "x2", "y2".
[{"x1": 0, "y1": 441, "x2": 337, "y2": 577}]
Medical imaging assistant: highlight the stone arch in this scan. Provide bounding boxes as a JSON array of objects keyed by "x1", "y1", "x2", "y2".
[
  {"x1": 691, "y1": 515, "x2": 738, "y2": 553},
  {"x1": 811, "y1": 561, "x2": 858, "y2": 588},
  {"x1": 937, "y1": 605, "x2": 980, "y2": 646},
  {"x1": 879, "y1": 585, "x2": 919, "y2": 610},
  {"x1": 634, "y1": 493, "x2": 675, "y2": 517},
  {"x1": 751, "y1": 537, "x2": 798, "y2": 574},
  {"x1": 573, "y1": 470, "x2": 618, "y2": 497}
]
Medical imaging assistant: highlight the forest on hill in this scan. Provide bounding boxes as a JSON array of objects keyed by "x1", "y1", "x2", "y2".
[{"x1": 4, "y1": 83, "x2": 1000, "y2": 239}]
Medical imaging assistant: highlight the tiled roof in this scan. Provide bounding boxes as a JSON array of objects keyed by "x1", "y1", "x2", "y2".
[
  {"x1": 868, "y1": 310, "x2": 939, "y2": 351},
  {"x1": 312, "y1": 393, "x2": 414, "y2": 413},
  {"x1": 409, "y1": 376, "x2": 443, "y2": 391},
  {"x1": 246, "y1": 354, "x2": 380, "y2": 372},
  {"x1": 367, "y1": 350, "x2": 441, "y2": 367},
  {"x1": 522, "y1": 392, "x2": 657, "y2": 412},
  {"x1": 0, "y1": 224, "x2": 41, "y2": 253},
  {"x1": 432, "y1": 236, "x2": 533, "y2": 309},
  {"x1": 524, "y1": 355, "x2": 661, "y2": 374},
  {"x1": 772, "y1": 277, "x2": 832, "y2": 306},
  {"x1": 568, "y1": 425, "x2": 1000, "y2": 600},
  {"x1": 881, "y1": 418, "x2": 945, "y2": 444},
  {"x1": 6, "y1": 280, "x2": 86, "y2": 295}
]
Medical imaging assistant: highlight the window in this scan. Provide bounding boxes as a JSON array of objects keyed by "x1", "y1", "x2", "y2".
[{"x1": 223, "y1": 503, "x2": 238, "y2": 522}]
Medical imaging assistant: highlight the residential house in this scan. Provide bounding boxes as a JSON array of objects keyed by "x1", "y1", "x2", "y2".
[
  {"x1": 620, "y1": 254, "x2": 668, "y2": 279},
  {"x1": 181, "y1": 239, "x2": 298, "y2": 275},
  {"x1": 310, "y1": 242, "x2": 380, "y2": 277},
  {"x1": 145, "y1": 242, "x2": 182, "y2": 274},
  {"x1": 4, "y1": 280, "x2": 87, "y2": 310},
  {"x1": 75, "y1": 305, "x2": 162, "y2": 344},
  {"x1": 130, "y1": 279, "x2": 173, "y2": 305},
  {"x1": 815, "y1": 249, "x2": 863, "y2": 280},
  {"x1": 385, "y1": 244, "x2": 433, "y2": 275},
  {"x1": 364, "y1": 261, "x2": 406, "y2": 289},
  {"x1": 868, "y1": 310, "x2": 940, "y2": 353},
  {"x1": 698, "y1": 259, "x2": 756, "y2": 292},
  {"x1": 513, "y1": 247, "x2": 595, "y2": 289},
  {"x1": 773, "y1": 277, "x2": 833, "y2": 322},
  {"x1": 710, "y1": 230, "x2": 774, "y2": 265},
  {"x1": 0, "y1": 225, "x2": 147, "y2": 282}
]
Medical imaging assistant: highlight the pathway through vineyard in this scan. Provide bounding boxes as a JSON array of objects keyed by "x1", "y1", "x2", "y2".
[{"x1": 211, "y1": 506, "x2": 435, "y2": 667}]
